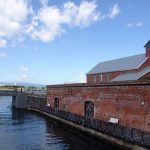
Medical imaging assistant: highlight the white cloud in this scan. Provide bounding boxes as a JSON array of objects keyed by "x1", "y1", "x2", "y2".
[
  {"x1": 0, "y1": 39, "x2": 7, "y2": 47},
  {"x1": 126, "y1": 22, "x2": 143, "y2": 28},
  {"x1": 136, "y1": 22, "x2": 143, "y2": 27},
  {"x1": 19, "y1": 66, "x2": 29, "y2": 72},
  {"x1": 0, "y1": 53, "x2": 8, "y2": 58},
  {"x1": 126, "y1": 23, "x2": 134, "y2": 28},
  {"x1": 26, "y1": 1, "x2": 101, "y2": 42},
  {"x1": 15, "y1": 74, "x2": 36, "y2": 82},
  {"x1": 0, "y1": 0, "x2": 30, "y2": 45},
  {"x1": 12, "y1": 66, "x2": 33, "y2": 82},
  {"x1": 108, "y1": 4, "x2": 120, "y2": 19},
  {"x1": 41, "y1": 0, "x2": 48, "y2": 7},
  {"x1": 22, "y1": 74, "x2": 28, "y2": 79},
  {"x1": 0, "y1": 0, "x2": 120, "y2": 44},
  {"x1": 63, "y1": 1, "x2": 100, "y2": 27},
  {"x1": 16, "y1": 74, "x2": 29, "y2": 81}
]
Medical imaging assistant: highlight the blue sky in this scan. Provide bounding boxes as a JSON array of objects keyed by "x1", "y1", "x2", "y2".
[{"x1": 0, "y1": 0, "x2": 150, "y2": 85}]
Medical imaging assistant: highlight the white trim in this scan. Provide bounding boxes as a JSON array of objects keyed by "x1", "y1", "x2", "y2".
[
  {"x1": 94, "y1": 75, "x2": 97, "y2": 83},
  {"x1": 136, "y1": 57, "x2": 148, "y2": 69},
  {"x1": 137, "y1": 70, "x2": 150, "y2": 80},
  {"x1": 100, "y1": 74, "x2": 103, "y2": 82}
]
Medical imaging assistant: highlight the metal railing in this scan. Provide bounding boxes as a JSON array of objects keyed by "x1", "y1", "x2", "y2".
[
  {"x1": 0, "y1": 90, "x2": 18, "y2": 96},
  {"x1": 25, "y1": 90, "x2": 46, "y2": 98},
  {"x1": 29, "y1": 103, "x2": 150, "y2": 149}
]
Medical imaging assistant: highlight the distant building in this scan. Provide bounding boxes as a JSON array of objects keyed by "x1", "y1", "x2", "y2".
[{"x1": 87, "y1": 40, "x2": 150, "y2": 83}]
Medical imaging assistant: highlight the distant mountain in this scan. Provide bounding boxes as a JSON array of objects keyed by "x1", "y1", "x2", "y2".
[{"x1": 0, "y1": 82, "x2": 45, "y2": 87}]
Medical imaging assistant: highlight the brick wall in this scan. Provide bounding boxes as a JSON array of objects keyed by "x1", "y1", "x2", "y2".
[
  {"x1": 47, "y1": 82, "x2": 150, "y2": 132},
  {"x1": 146, "y1": 47, "x2": 150, "y2": 57},
  {"x1": 87, "y1": 70, "x2": 131, "y2": 83}
]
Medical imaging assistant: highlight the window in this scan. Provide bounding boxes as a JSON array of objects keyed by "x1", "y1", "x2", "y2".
[
  {"x1": 106, "y1": 73, "x2": 109, "y2": 82},
  {"x1": 93, "y1": 75, "x2": 97, "y2": 83},
  {"x1": 100, "y1": 74, "x2": 103, "y2": 82},
  {"x1": 84, "y1": 101, "x2": 94, "y2": 118},
  {"x1": 54, "y1": 97, "x2": 59, "y2": 110}
]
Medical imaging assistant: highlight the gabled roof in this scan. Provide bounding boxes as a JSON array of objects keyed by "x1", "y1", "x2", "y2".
[
  {"x1": 111, "y1": 66, "x2": 150, "y2": 82},
  {"x1": 87, "y1": 54, "x2": 148, "y2": 75},
  {"x1": 145, "y1": 40, "x2": 150, "y2": 48}
]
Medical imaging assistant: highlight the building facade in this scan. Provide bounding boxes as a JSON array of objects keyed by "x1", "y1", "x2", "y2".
[
  {"x1": 47, "y1": 40, "x2": 150, "y2": 132},
  {"x1": 87, "y1": 40, "x2": 150, "y2": 84}
]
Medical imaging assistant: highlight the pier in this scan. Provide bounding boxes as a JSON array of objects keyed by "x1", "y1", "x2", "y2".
[{"x1": 27, "y1": 101, "x2": 150, "y2": 150}]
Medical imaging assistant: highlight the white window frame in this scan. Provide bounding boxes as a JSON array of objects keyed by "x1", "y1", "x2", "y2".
[
  {"x1": 106, "y1": 73, "x2": 109, "y2": 82},
  {"x1": 94, "y1": 75, "x2": 97, "y2": 83},
  {"x1": 100, "y1": 74, "x2": 103, "y2": 82}
]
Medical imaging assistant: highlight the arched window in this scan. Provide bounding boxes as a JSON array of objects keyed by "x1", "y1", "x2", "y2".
[
  {"x1": 54, "y1": 97, "x2": 59, "y2": 110},
  {"x1": 84, "y1": 101, "x2": 94, "y2": 117}
]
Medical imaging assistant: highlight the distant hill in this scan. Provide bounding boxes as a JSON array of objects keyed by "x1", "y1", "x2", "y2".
[{"x1": 0, "y1": 82, "x2": 45, "y2": 87}]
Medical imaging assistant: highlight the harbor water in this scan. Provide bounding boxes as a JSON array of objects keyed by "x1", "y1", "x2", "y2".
[{"x1": 0, "y1": 96, "x2": 118, "y2": 150}]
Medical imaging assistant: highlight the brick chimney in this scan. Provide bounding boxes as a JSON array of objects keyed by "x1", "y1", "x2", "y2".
[{"x1": 145, "y1": 40, "x2": 150, "y2": 57}]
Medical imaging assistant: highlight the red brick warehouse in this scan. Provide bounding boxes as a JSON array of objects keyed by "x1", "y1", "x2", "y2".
[
  {"x1": 87, "y1": 40, "x2": 150, "y2": 83},
  {"x1": 47, "y1": 40, "x2": 150, "y2": 132}
]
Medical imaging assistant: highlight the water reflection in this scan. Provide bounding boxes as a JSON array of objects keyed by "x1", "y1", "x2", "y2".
[
  {"x1": 0, "y1": 96, "x2": 119, "y2": 150},
  {"x1": 45, "y1": 119, "x2": 114, "y2": 150}
]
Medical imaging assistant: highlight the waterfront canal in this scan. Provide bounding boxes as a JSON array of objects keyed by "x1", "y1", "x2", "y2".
[{"x1": 0, "y1": 96, "x2": 118, "y2": 150}]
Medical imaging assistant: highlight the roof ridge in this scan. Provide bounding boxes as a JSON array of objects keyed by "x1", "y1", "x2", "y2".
[
  {"x1": 97, "y1": 53, "x2": 144, "y2": 64},
  {"x1": 87, "y1": 53, "x2": 147, "y2": 75}
]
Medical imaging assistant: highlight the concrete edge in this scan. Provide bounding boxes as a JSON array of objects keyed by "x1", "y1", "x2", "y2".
[
  {"x1": 28, "y1": 108, "x2": 149, "y2": 150},
  {"x1": 46, "y1": 82, "x2": 150, "y2": 88}
]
